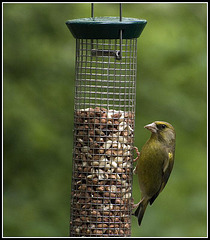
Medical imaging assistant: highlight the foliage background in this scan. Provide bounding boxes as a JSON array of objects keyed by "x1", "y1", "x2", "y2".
[{"x1": 3, "y1": 3, "x2": 207, "y2": 237}]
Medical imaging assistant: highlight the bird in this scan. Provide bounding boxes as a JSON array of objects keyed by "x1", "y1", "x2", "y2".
[{"x1": 133, "y1": 121, "x2": 176, "y2": 226}]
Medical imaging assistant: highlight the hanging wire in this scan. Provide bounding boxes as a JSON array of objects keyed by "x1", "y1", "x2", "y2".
[
  {"x1": 119, "y1": 3, "x2": 123, "y2": 60},
  {"x1": 91, "y1": 3, "x2": 94, "y2": 19},
  {"x1": 120, "y1": 3, "x2": 122, "y2": 21},
  {"x1": 90, "y1": 3, "x2": 123, "y2": 60}
]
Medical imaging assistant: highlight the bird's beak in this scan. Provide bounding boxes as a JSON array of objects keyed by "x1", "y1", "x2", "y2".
[{"x1": 144, "y1": 122, "x2": 158, "y2": 133}]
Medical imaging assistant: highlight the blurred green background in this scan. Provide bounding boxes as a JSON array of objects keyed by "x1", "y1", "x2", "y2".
[{"x1": 3, "y1": 3, "x2": 207, "y2": 237}]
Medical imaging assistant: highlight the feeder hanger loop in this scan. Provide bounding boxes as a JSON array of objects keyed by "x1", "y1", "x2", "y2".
[{"x1": 91, "y1": 3, "x2": 123, "y2": 60}]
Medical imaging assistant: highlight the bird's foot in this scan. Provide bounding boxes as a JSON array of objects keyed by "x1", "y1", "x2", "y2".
[
  {"x1": 133, "y1": 146, "x2": 140, "y2": 162},
  {"x1": 131, "y1": 199, "x2": 141, "y2": 210},
  {"x1": 132, "y1": 203, "x2": 140, "y2": 210}
]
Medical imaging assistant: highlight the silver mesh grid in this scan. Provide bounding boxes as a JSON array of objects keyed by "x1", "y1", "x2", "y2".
[{"x1": 70, "y1": 38, "x2": 137, "y2": 237}]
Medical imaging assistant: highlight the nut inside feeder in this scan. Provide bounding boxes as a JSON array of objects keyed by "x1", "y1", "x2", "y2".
[{"x1": 66, "y1": 4, "x2": 146, "y2": 237}]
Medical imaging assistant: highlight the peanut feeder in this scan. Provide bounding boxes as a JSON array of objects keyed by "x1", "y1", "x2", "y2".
[{"x1": 66, "y1": 4, "x2": 146, "y2": 237}]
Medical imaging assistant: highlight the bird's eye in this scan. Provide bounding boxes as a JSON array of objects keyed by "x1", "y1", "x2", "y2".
[{"x1": 157, "y1": 124, "x2": 167, "y2": 130}]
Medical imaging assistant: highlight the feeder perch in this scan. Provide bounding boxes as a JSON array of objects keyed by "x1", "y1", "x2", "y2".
[{"x1": 66, "y1": 4, "x2": 146, "y2": 237}]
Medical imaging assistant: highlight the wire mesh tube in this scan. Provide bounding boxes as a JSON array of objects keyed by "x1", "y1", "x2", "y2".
[{"x1": 70, "y1": 38, "x2": 137, "y2": 237}]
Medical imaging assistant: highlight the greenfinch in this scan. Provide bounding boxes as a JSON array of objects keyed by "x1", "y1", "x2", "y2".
[{"x1": 133, "y1": 121, "x2": 176, "y2": 226}]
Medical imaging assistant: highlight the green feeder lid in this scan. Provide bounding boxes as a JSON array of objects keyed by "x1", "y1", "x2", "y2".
[{"x1": 66, "y1": 17, "x2": 147, "y2": 39}]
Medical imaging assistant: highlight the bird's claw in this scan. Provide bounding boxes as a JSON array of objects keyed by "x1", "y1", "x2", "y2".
[
  {"x1": 133, "y1": 146, "x2": 140, "y2": 162},
  {"x1": 131, "y1": 199, "x2": 141, "y2": 210}
]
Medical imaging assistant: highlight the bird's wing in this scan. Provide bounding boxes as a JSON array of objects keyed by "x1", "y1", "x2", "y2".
[
  {"x1": 149, "y1": 150, "x2": 174, "y2": 205},
  {"x1": 161, "y1": 150, "x2": 174, "y2": 190}
]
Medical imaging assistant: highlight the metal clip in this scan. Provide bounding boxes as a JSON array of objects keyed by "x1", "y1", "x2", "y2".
[{"x1": 91, "y1": 49, "x2": 121, "y2": 60}]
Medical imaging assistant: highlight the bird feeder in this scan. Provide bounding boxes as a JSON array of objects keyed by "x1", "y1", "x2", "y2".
[{"x1": 66, "y1": 4, "x2": 146, "y2": 237}]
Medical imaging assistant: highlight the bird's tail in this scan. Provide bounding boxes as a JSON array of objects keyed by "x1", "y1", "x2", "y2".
[{"x1": 134, "y1": 199, "x2": 149, "y2": 226}]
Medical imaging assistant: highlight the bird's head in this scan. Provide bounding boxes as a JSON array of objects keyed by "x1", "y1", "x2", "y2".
[{"x1": 144, "y1": 121, "x2": 176, "y2": 145}]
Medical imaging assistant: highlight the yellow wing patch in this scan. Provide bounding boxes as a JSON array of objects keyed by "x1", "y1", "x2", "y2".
[
  {"x1": 163, "y1": 151, "x2": 173, "y2": 173},
  {"x1": 168, "y1": 152, "x2": 173, "y2": 160}
]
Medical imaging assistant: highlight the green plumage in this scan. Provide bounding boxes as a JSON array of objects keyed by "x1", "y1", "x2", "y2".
[{"x1": 134, "y1": 121, "x2": 176, "y2": 226}]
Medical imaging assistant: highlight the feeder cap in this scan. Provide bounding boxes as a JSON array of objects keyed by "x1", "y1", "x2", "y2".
[{"x1": 66, "y1": 17, "x2": 147, "y2": 39}]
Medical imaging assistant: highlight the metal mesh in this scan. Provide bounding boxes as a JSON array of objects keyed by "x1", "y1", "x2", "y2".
[{"x1": 70, "y1": 38, "x2": 137, "y2": 237}]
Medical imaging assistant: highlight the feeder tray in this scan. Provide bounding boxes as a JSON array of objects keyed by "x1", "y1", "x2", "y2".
[{"x1": 66, "y1": 4, "x2": 146, "y2": 237}]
